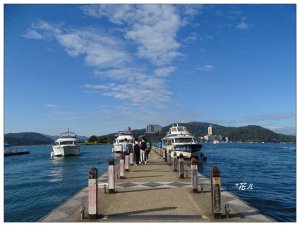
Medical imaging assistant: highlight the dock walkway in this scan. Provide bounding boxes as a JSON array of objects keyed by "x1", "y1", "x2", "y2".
[{"x1": 40, "y1": 149, "x2": 273, "y2": 222}]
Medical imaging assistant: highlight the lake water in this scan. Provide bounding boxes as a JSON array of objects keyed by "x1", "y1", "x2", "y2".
[{"x1": 4, "y1": 143, "x2": 296, "y2": 222}]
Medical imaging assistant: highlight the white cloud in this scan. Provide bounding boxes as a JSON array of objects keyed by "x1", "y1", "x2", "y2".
[
  {"x1": 22, "y1": 29, "x2": 45, "y2": 39},
  {"x1": 197, "y1": 64, "x2": 215, "y2": 72},
  {"x1": 24, "y1": 5, "x2": 204, "y2": 116},
  {"x1": 246, "y1": 112, "x2": 295, "y2": 122},
  {"x1": 24, "y1": 20, "x2": 130, "y2": 68},
  {"x1": 154, "y1": 66, "x2": 176, "y2": 77},
  {"x1": 80, "y1": 4, "x2": 200, "y2": 66},
  {"x1": 45, "y1": 104, "x2": 59, "y2": 108},
  {"x1": 268, "y1": 126, "x2": 296, "y2": 136},
  {"x1": 236, "y1": 17, "x2": 251, "y2": 30},
  {"x1": 84, "y1": 73, "x2": 173, "y2": 108},
  {"x1": 236, "y1": 21, "x2": 250, "y2": 30}
]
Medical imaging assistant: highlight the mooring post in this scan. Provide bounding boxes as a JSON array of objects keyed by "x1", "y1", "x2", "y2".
[
  {"x1": 125, "y1": 152, "x2": 129, "y2": 172},
  {"x1": 211, "y1": 166, "x2": 222, "y2": 219},
  {"x1": 108, "y1": 158, "x2": 115, "y2": 193},
  {"x1": 191, "y1": 158, "x2": 198, "y2": 192},
  {"x1": 172, "y1": 152, "x2": 177, "y2": 171},
  {"x1": 129, "y1": 150, "x2": 134, "y2": 165},
  {"x1": 88, "y1": 167, "x2": 98, "y2": 219},
  {"x1": 120, "y1": 153, "x2": 125, "y2": 179},
  {"x1": 167, "y1": 151, "x2": 172, "y2": 165},
  {"x1": 179, "y1": 154, "x2": 184, "y2": 178},
  {"x1": 164, "y1": 149, "x2": 167, "y2": 162},
  {"x1": 80, "y1": 205, "x2": 85, "y2": 220}
]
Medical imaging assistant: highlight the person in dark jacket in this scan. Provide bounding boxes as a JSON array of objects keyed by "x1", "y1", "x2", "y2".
[
  {"x1": 140, "y1": 138, "x2": 146, "y2": 164},
  {"x1": 134, "y1": 138, "x2": 140, "y2": 165},
  {"x1": 145, "y1": 139, "x2": 152, "y2": 163}
]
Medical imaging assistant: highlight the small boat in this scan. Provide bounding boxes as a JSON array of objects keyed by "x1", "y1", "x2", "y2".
[
  {"x1": 4, "y1": 147, "x2": 30, "y2": 157},
  {"x1": 213, "y1": 140, "x2": 220, "y2": 144},
  {"x1": 112, "y1": 129, "x2": 134, "y2": 153},
  {"x1": 51, "y1": 129, "x2": 80, "y2": 157},
  {"x1": 162, "y1": 124, "x2": 204, "y2": 160}
]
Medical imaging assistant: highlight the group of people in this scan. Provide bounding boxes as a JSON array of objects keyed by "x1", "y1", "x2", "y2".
[
  {"x1": 121, "y1": 137, "x2": 151, "y2": 165},
  {"x1": 134, "y1": 137, "x2": 152, "y2": 164}
]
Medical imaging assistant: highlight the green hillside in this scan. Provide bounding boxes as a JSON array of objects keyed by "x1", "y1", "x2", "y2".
[
  {"x1": 4, "y1": 132, "x2": 54, "y2": 146},
  {"x1": 93, "y1": 122, "x2": 295, "y2": 143},
  {"x1": 163, "y1": 122, "x2": 295, "y2": 143}
]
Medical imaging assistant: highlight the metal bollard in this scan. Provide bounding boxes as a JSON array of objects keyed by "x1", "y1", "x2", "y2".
[
  {"x1": 225, "y1": 203, "x2": 231, "y2": 218},
  {"x1": 164, "y1": 149, "x2": 167, "y2": 162},
  {"x1": 172, "y1": 152, "x2": 177, "y2": 171},
  {"x1": 173, "y1": 152, "x2": 178, "y2": 171},
  {"x1": 125, "y1": 153, "x2": 129, "y2": 172},
  {"x1": 191, "y1": 158, "x2": 198, "y2": 193},
  {"x1": 108, "y1": 159, "x2": 115, "y2": 193},
  {"x1": 167, "y1": 151, "x2": 172, "y2": 165},
  {"x1": 129, "y1": 152, "x2": 134, "y2": 165},
  {"x1": 88, "y1": 167, "x2": 98, "y2": 219},
  {"x1": 179, "y1": 154, "x2": 184, "y2": 179},
  {"x1": 211, "y1": 166, "x2": 222, "y2": 219},
  {"x1": 80, "y1": 205, "x2": 85, "y2": 220},
  {"x1": 120, "y1": 153, "x2": 125, "y2": 179}
]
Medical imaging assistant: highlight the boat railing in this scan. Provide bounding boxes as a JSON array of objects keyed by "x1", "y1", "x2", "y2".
[{"x1": 60, "y1": 131, "x2": 77, "y2": 138}]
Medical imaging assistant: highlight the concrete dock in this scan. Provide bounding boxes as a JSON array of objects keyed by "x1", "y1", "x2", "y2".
[{"x1": 40, "y1": 148, "x2": 274, "y2": 222}]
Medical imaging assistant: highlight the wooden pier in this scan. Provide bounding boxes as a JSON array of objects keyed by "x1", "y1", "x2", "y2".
[{"x1": 40, "y1": 147, "x2": 274, "y2": 222}]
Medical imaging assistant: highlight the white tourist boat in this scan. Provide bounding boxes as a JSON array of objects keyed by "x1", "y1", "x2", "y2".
[
  {"x1": 51, "y1": 129, "x2": 80, "y2": 157},
  {"x1": 162, "y1": 124, "x2": 203, "y2": 159},
  {"x1": 112, "y1": 130, "x2": 134, "y2": 153}
]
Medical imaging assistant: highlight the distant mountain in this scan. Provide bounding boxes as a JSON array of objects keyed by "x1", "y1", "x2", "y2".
[
  {"x1": 159, "y1": 122, "x2": 295, "y2": 143},
  {"x1": 44, "y1": 134, "x2": 88, "y2": 141},
  {"x1": 4, "y1": 132, "x2": 54, "y2": 146}
]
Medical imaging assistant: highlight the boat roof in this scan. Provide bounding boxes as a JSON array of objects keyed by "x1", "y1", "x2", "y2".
[
  {"x1": 117, "y1": 130, "x2": 133, "y2": 136},
  {"x1": 59, "y1": 129, "x2": 77, "y2": 138},
  {"x1": 162, "y1": 124, "x2": 195, "y2": 140},
  {"x1": 163, "y1": 134, "x2": 195, "y2": 140},
  {"x1": 116, "y1": 135, "x2": 134, "y2": 140},
  {"x1": 55, "y1": 137, "x2": 78, "y2": 142}
]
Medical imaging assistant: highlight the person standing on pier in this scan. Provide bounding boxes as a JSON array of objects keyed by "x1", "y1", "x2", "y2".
[
  {"x1": 140, "y1": 138, "x2": 146, "y2": 164},
  {"x1": 134, "y1": 138, "x2": 140, "y2": 165},
  {"x1": 121, "y1": 138, "x2": 129, "y2": 155},
  {"x1": 145, "y1": 139, "x2": 152, "y2": 163}
]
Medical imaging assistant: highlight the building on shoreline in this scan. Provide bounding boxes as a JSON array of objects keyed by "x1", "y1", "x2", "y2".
[
  {"x1": 146, "y1": 124, "x2": 162, "y2": 134},
  {"x1": 201, "y1": 125, "x2": 228, "y2": 143}
]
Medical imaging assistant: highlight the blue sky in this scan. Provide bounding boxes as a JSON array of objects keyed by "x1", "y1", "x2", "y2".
[{"x1": 4, "y1": 4, "x2": 296, "y2": 136}]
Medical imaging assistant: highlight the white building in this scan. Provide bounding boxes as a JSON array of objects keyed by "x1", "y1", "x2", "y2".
[
  {"x1": 208, "y1": 125, "x2": 213, "y2": 136},
  {"x1": 146, "y1": 124, "x2": 162, "y2": 133}
]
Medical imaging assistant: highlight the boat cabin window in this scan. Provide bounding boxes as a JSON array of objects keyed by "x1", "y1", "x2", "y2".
[
  {"x1": 60, "y1": 141, "x2": 74, "y2": 145},
  {"x1": 163, "y1": 140, "x2": 172, "y2": 145},
  {"x1": 174, "y1": 138, "x2": 194, "y2": 143},
  {"x1": 171, "y1": 128, "x2": 177, "y2": 132},
  {"x1": 177, "y1": 126, "x2": 185, "y2": 132}
]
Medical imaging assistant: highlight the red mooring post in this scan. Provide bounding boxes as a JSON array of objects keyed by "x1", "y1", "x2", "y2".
[
  {"x1": 211, "y1": 166, "x2": 222, "y2": 219},
  {"x1": 191, "y1": 158, "x2": 198, "y2": 193},
  {"x1": 88, "y1": 167, "x2": 98, "y2": 219},
  {"x1": 108, "y1": 159, "x2": 115, "y2": 193},
  {"x1": 120, "y1": 153, "x2": 125, "y2": 179},
  {"x1": 179, "y1": 153, "x2": 184, "y2": 179},
  {"x1": 173, "y1": 152, "x2": 177, "y2": 171},
  {"x1": 129, "y1": 151, "x2": 134, "y2": 165},
  {"x1": 125, "y1": 152, "x2": 129, "y2": 172}
]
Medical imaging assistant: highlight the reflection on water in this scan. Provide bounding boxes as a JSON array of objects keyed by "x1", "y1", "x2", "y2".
[{"x1": 4, "y1": 143, "x2": 296, "y2": 222}]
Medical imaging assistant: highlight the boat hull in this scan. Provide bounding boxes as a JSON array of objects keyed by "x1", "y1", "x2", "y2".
[
  {"x1": 4, "y1": 150, "x2": 30, "y2": 157},
  {"x1": 51, "y1": 145, "x2": 80, "y2": 157},
  {"x1": 169, "y1": 143, "x2": 202, "y2": 159},
  {"x1": 112, "y1": 144, "x2": 122, "y2": 153}
]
